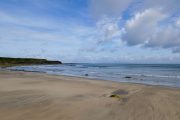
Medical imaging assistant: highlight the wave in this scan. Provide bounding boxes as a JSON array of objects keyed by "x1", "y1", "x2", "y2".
[
  {"x1": 122, "y1": 73, "x2": 180, "y2": 79},
  {"x1": 5, "y1": 64, "x2": 180, "y2": 87}
]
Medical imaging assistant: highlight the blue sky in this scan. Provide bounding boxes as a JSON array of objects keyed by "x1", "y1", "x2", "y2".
[{"x1": 0, "y1": 0, "x2": 180, "y2": 63}]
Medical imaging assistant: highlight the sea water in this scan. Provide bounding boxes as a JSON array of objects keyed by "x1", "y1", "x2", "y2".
[{"x1": 7, "y1": 63, "x2": 180, "y2": 88}]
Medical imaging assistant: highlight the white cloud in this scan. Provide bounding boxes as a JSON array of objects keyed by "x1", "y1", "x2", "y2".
[
  {"x1": 79, "y1": 16, "x2": 124, "y2": 53},
  {"x1": 143, "y1": 0, "x2": 180, "y2": 13},
  {"x1": 122, "y1": 8, "x2": 180, "y2": 52},
  {"x1": 90, "y1": 0, "x2": 132, "y2": 19},
  {"x1": 89, "y1": 0, "x2": 180, "y2": 53},
  {"x1": 176, "y1": 19, "x2": 180, "y2": 28},
  {"x1": 96, "y1": 17, "x2": 122, "y2": 43},
  {"x1": 146, "y1": 25, "x2": 180, "y2": 50},
  {"x1": 123, "y1": 8, "x2": 167, "y2": 45}
]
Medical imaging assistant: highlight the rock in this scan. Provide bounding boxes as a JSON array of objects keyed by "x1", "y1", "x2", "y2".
[
  {"x1": 84, "y1": 74, "x2": 89, "y2": 76},
  {"x1": 124, "y1": 76, "x2": 132, "y2": 79}
]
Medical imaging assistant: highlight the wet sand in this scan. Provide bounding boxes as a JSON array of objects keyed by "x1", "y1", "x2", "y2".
[{"x1": 0, "y1": 70, "x2": 180, "y2": 120}]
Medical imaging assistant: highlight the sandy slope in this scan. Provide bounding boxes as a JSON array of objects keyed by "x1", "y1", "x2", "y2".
[{"x1": 0, "y1": 70, "x2": 180, "y2": 120}]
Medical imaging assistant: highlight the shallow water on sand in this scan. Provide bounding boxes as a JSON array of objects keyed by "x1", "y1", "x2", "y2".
[{"x1": 7, "y1": 63, "x2": 180, "y2": 88}]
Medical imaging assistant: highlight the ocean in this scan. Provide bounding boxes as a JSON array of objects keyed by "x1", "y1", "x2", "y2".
[{"x1": 7, "y1": 63, "x2": 180, "y2": 88}]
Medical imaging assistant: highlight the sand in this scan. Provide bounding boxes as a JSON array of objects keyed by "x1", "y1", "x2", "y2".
[{"x1": 0, "y1": 70, "x2": 180, "y2": 120}]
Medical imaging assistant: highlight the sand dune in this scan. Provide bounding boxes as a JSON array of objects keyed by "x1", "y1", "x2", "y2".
[{"x1": 0, "y1": 70, "x2": 180, "y2": 120}]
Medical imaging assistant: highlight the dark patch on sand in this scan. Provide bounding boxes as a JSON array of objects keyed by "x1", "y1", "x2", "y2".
[
  {"x1": 109, "y1": 89, "x2": 129, "y2": 103},
  {"x1": 112, "y1": 89, "x2": 128, "y2": 95}
]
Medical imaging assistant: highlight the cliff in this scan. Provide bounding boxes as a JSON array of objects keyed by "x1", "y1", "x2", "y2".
[{"x1": 0, "y1": 57, "x2": 62, "y2": 67}]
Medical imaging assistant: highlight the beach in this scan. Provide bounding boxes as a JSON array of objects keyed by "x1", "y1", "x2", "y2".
[{"x1": 0, "y1": 70, "x2": 180, "y2": 120}]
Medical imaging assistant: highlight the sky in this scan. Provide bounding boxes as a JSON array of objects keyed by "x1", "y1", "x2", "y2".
[{"x1": 0, "y1": 0, "x2": 180, "y2": 63}]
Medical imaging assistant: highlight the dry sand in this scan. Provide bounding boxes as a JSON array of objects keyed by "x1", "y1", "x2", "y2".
[{"x1": 0, "y1": 70, "x2": 180, "y2": 120}]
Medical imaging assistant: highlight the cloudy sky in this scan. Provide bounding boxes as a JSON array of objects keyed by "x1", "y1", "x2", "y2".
[{"x1": 0, "y1": 0, "x2": 180, "y2": 63}]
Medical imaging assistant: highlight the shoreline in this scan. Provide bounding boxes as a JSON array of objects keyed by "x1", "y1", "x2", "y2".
[
  {"x1": 0, "y1": 70, "x2": 180, "y2": 120},
  {"x1": 2, "y1": 68, "x2": 180, "y2": 89}
]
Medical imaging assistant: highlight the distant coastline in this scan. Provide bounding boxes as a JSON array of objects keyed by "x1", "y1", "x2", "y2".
[{"x1": 0, "y1": 57, "x2": 62, "y2": 67}]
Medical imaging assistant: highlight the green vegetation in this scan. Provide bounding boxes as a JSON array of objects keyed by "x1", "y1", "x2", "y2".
[
  {"x1": 109, "y1": 94, "x2": 123, "y2": 99},
  {"x1": 0, "y1": 57, "x2": 62, "y2": 67},
  {"x1": 109, "y1": 89, "x2": 128, "y2": 101}
]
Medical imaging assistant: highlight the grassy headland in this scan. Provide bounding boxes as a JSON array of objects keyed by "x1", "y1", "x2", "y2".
[{"x1": 0, "y1": 57, "x2": 62, "y2": 67}]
